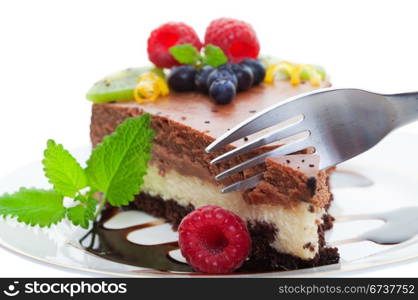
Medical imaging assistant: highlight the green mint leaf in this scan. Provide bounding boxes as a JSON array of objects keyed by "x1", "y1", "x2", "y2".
[
  {"x1": 67, "y1": 195, "x2": 96, "y2": 229},
  {"x1": 85, "y1": 114, "x2": 154, "y2": 206},
  {"x1": 42, "y1": 139, "x2": 88, "y2": 198},
  {"x1": 0, "y1": 188, "x2": 66, "y2": 227},
  {"x1": 202, "y1": 44, "x2": 228, "y2": 67},
  {"x1": 169, "y1": 44, "x2": 201, "y2": 65}
]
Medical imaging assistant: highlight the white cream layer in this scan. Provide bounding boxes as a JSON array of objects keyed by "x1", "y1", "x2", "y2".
[{"x1": 142, "y1": 165, "x2": 325, "y2": 260}]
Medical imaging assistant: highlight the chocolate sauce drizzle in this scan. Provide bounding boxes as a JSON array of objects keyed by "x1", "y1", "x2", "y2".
[{"x1": 80, "y1": 207, "x2": 192, "y2": 273}]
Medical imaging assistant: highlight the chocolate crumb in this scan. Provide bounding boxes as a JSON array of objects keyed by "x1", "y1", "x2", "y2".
[
  {"x1": 158, "y1": 168, "x2": 166, "y2": 177},
  {"x1": 302, "y1": 159, "x2": 305, "y2": 163},
  {"x1": 249, "y1": 110, "x2": 257, "y2": 113},
  {"x1": 308, "y1": 205, "x2": 315, "y2": 213},
  {"x1": 303, "y1": 242, "x2": 315, "y2": 252},
  {"x1": 286, "y1": 160, "x2": 290, "y2": 164},
  {"x1": 204, "y1": 121, "x2": 210, "y2": 124},
  {"x1": 307, "y1": 177, "x2": 317, "y2": 196},
  {"x1": 227, "y1": 128, "x2": 231, "y2": 131},
  {"x1": 309, "y1": 164, "x2": 315, "y2": 168},
  {"x1": 244, "y1": 137, "x2": 249, "y2": 142},
  {"x1": 181, "y1": 116, "x2": 187, "y2": 121}
]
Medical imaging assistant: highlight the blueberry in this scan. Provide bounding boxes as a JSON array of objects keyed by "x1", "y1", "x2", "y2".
[
  {"x1": 217, "y1": 63, "x2": 234, "y2": 72},
  {"x1": 194, "y1": 66, "x2": 214, "y2": 93},
  {"x1": 209, "y1": 79, "x2": 236, "y2": 105},
  {"x1": 240, "y1": 59, "x2": 266, "y2": 85},
  {"x1": 231, "y1": 64, "x2": 254, "y2": 92},
  {"x1": 168, "y1": 65, "x2": 197, "y2": 92},
  {"x1": 207, "y1": 66, "x2": 238, "y2": 87}
]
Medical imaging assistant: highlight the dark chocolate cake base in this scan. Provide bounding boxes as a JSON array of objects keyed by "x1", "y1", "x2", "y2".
[{"x1": 127, "y1": 192, "x2": 340, "y2": 272}]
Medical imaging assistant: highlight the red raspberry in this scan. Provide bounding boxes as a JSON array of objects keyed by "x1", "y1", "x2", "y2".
[
  {"x1": 204, "y1": 18, "x2": 260, "y2": 63},
  {"x1": 178, "y1": 205, "x2": 251, "y2": 273},
  {"x1": 147, "y1": 22, "x2": 202, "y2": 68}
]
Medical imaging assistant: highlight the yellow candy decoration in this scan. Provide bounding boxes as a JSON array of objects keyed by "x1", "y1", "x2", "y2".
[
  {"x1": 289, "y1": 64, "x2": 303, "y2": 86},
  {"x1": 264, "y1": 61, "x2": 294, "y2": 84},
  {"x1": 133, "y1": 72, "x2": 169, "y2": 104},
  {"x1": 264, "y1": 61, "x2": 324, "y2": 87}
]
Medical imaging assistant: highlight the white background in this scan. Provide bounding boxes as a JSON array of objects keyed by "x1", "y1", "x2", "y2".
[{"x1": 0, "y1": 0, "x2": 418, "y2": 277}]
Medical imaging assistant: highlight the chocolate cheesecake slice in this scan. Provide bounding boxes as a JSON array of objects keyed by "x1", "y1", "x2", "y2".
[{"x1": 90, "y1": 81, "x2": 339, "y2": 271}]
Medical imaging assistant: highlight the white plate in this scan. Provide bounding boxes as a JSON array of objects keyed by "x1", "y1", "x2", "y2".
[{"x1": 1, "y1": 132, "x2": 418, "y2": 277}]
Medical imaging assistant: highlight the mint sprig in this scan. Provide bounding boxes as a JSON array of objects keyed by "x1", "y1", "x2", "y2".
[
  {"x1": 169, "y1": 44, "x2": 228, "y2": 68},
  {"x1": 0, "y1": 114, "x2": 154, "y2": 229},
  {"x1": 43, "y1": 139, "x2": 88, "y2": 198},
  {"x1": 0, "y1": 188, "x2": 66, "y2": 227},
  {"x1": 201, "y1": 45, "x2": 228, "y2": 67},
  {"x1": 169, "y1": 45, "x2": 201, "y2": 65},
  {"x1": 67, "y1": 194, "x2": 97, "y2": 228},
  {"x1": 86, "y1": 115, "x2": 154, "y2": 206}
]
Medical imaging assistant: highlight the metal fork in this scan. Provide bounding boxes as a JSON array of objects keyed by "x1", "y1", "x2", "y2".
[{"x1": 205, "y1": 88, "x2": 418, "y2": 193}]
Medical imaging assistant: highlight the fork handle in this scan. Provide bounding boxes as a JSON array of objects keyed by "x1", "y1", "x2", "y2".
[{"x1": 385, "y1": 92, "x2": 418, "y2": 127}]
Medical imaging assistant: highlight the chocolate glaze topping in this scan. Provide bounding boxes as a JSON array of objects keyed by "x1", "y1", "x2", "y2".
[{"x1": 107, "y1": 82, "x2": 330, "y2": 140}]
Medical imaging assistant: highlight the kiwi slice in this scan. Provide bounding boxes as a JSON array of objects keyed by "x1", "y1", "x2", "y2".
[
  {"x1": 300, "y1": 65, "x2": 326, "y2": 81},
  {"x1": 86, "y1": 66, "x2": 165, "y2": 103}
]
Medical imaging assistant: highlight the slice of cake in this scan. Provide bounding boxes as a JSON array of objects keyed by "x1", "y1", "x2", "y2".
[
  {"x1": 88, "y1": 18, "x2": 339, "y2": 272},
  {"x1": 90, "y1": 82, "x2": 339, "y2": 271}
]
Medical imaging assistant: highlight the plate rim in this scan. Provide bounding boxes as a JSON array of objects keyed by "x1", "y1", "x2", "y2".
[{"x1": 1, "y1": 229, "x2": 418, "y2": 278}]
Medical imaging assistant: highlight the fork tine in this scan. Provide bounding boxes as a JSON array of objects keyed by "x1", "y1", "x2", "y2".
[
  {"x1": 211, "y1": 120, "x2": 307, "y2": 164},
  {"x1": 221, "y1": 173, "x2": 263, "y2": 193},
  {"x1": 215, "y1": 137, "x2": 311, "y2": 180},
  {"x1": 205, "y1": 93, "x2": 308, "y2": 153}
]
